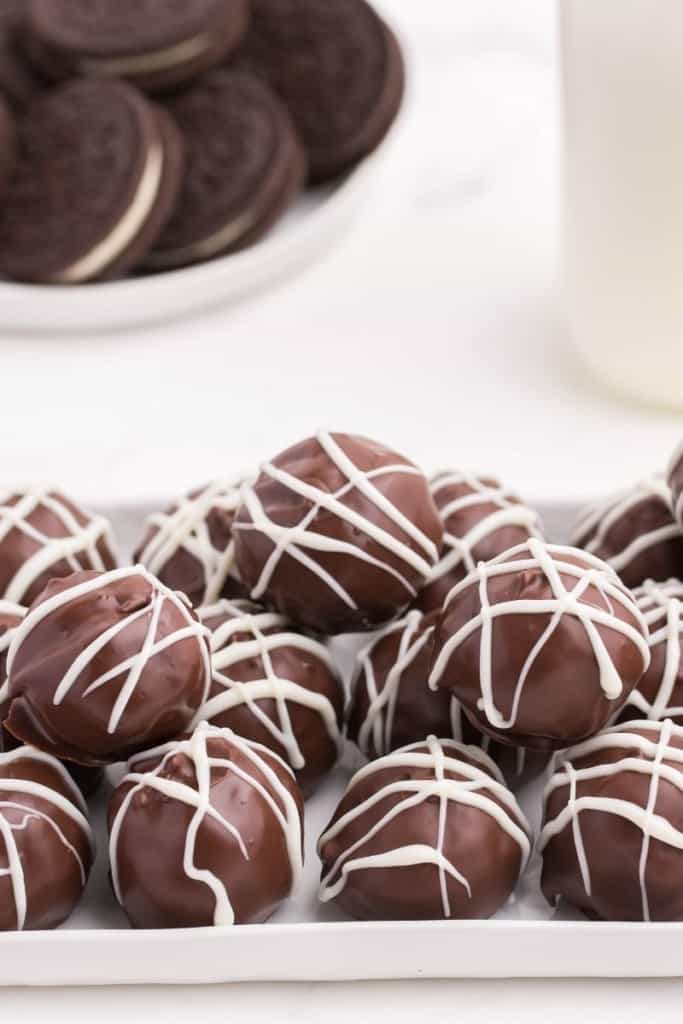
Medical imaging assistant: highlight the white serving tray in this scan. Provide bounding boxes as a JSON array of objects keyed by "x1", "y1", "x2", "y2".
[{"x1": 3, "y1": 499, "x2": 682, "y2": 986}]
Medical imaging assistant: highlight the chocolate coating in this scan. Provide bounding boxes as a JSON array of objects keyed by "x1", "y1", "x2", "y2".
[
  {"x1": 574, "y1": 478, "x2": 683, "y2": 588},
  {"x1": 0, "y1": 599, "x2": 25, "y2": 749},
  {"x1": 541, "y1": 720, "x2": 683, "y2": 921},
  {"x1": 430, "y1": 540, "x2": 650, "y2": 751},
  {"x1": 134, "y1": 479, "x2": 247, "y2": 609},
  {"x1": 617, "y1": 579, "x2": 683, "y2": 725},
  {"x1": 318, "y1": 737, "x2": 531, "y2": 920},
  {"x1": 0, "y1": 746, "x2": 94, "y2": 930},
  {"x1": 0, "y1": 600, "x2": 103, "y2": 796},
  {"x1": 108, "y1": 725, "x2": 304, "y2": 928},
  {"x1": 0, "y1": 487, "x2": 116, "y2": 606},
  {"x1": 6, "y1": 567, "x2": 211, "y2": 766},
  {"x1": 233, "y1": 431, "x2": 444, "y2": 635},
  {"x1": 347, "y1": 608, "x2": 548, "y2": 788},
  {"x1": 194, "y1": 600, "x2": 344, "y2": 795},
  {"x1": 416, "y1": 472, "x2": 543, "y2": 614}
]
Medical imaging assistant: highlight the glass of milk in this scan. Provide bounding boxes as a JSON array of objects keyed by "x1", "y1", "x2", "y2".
[{"x1": 562, "y1": 1, "x2": 683, "y2": 407}]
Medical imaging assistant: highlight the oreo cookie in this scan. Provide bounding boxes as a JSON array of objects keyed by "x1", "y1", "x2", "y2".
[
  {"x1": 0, "y1": 1, "x2": 45, "y2": 107},
  {"x1": 0, "y1": 78, "x2": 184, "y2": 284},
  {"x1": 25, "y1": 0, "x2": 249, "y2": 93},
  {"x1": 0, "y1": 95, "x2": 16, "y2": 201},
  {"x1": 238, "y1": 0, "x2": 405, "y2": 183},
  {"x1": 146, "y1": 70, "x2": 305, "y2": 270}
]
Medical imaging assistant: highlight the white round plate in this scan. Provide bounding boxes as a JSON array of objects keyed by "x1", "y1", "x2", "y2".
[{"x1": 0, "y1": 145, "x2": 385, "y2": 334}]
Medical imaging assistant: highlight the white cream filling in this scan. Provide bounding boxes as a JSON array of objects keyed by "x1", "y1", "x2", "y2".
[
  {"x1": 78, "y1": 34, "x2": 213, "y2": 77},
  {"x1": 51, "y1": 139, "x2": 164, "y2": 285}
]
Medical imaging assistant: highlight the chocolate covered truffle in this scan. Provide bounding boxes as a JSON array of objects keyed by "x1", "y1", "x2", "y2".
[
  {"x1": 0, "y1": 486, "x2": 117, "y2": 606},
  {"x1": 0, "y1": 745, "x2": 94, "y2": 930},
  {"x1": 233, "y1": 431, "x2": 443, "y2": 635},
  {"x1": 430, "y1": 540, "x2": 650, "y2": 751},
  {"x1": 5, "y1": 566, "x2": 211, "y2": 766},
  {"x1": 0, "y1": 598, "x2": 24, "y2": 681},
  {"x1": 573, "y1": 478, "x2": 683, "y2": 588},
  {"x1": 318, "y1": 736, "x2": 531, "y2": 920},
  {"x1": 0, "y1": 599, "x2": 26, "y2": 749},
  {"x1": 193, "y1": 600, "x2": 344, "y2": 794},
  {"x1": 617, "y1": 579, "x2": 683, "y2": 724},
  {"x1": 541, "y1": 720, "x2": 683, "y2": 921},
  {"x1": 347, "y1": 608, "x2": 548, "y2": 787},
  {"x1": 109, "y1": 723, "x2": 304, "y2": 928},
  {"x1": 0, "y1": 600, "x2": 103, "y2": 796},
  {"x1": 134, "y1": 479, "x2": 246, "y2": 609},
  {"x1": 416, "y1": 472, "x2": 543, "y2": 614}
]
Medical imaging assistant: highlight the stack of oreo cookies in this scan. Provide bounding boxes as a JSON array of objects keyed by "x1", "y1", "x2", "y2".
[{"x1": 0, "y1": 0, "x2": 405, "y2": 284}]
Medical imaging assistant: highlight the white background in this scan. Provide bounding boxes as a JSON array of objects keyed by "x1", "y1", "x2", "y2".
[{"x1": 4, "y1": 0, "x2": 683, "y2": 1017}]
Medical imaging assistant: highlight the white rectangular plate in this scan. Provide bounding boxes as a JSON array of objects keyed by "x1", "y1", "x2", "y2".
[{"x1": 3, "y1": 501, "x2": 679, "y2": 985}]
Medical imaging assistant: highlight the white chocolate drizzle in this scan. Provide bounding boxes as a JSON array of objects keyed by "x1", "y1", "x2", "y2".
[
  {"x1": 426, "y1": 471, "x2": 542, "y2": 586},
  {"x1": 354, "y1": 610, "x2": 534, "y2": 777},
  {"x1": 137, "y1": 479, "x2": 244, "y2": 606},
  {"x1": 0, "y1": 746, "x2": 94, "y2": 931},
  {"x1": 355, "y1": 609, "x2": 435, "y2": 756},
  {"x1": 540, "y1": 719, "x2": 683, "y2": 921},
  {"x1": 234, "y1": 431, "x2": 439, "y2": 610},
  {"x1": 318, "y1": 735, "x2": 530, "y2": 917},
  {"x1": 6, "y1": 566, "x2": 211, "y2": 736},
  {"x1": 573, "y1": 477, "x2": 680, "y2": 576},
  {"x1": 109, "y1": 723, "x2": 303, "y2": 926},
  {"x1": 428, "y1": 540, "x2": 651, "y2": 732},
  {"x1": 192, "y1": 600, "x2": 343, "y2": 772},
  {"x1": 627, "y1": 580, "x2": 683, "y2": 720},
  {"x1": 0, "y1": 487, "x2": 116, "y2": 605}
]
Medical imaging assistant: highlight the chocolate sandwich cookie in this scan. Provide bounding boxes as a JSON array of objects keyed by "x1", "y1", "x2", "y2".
[
  {"x1": 146, "y1": 70, "x2": 305, "y2": 270},
  {"x1": 0, "y1": 2, "x2": 45, "y2": 108},
  {"x1": 25, "y1": 0, "x2": 249, "y2": 93},
  {"x1": 0, "y1": 78, "x2": 184, "y2": 284},
  {"x1": 238, "y1": 0, "x2": 405, "y2": 183},
  {"x1": 0, "y1": 95, "x2": 15, "y2": 200}
]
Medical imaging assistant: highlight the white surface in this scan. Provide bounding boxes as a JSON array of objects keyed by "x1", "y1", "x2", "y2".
[
  {"x1": 562, "y1": 0, "x2": 683, "y2": 408},
  {"x1": 3, "y1": 0, "x2": 683, "y2": 1017}
]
